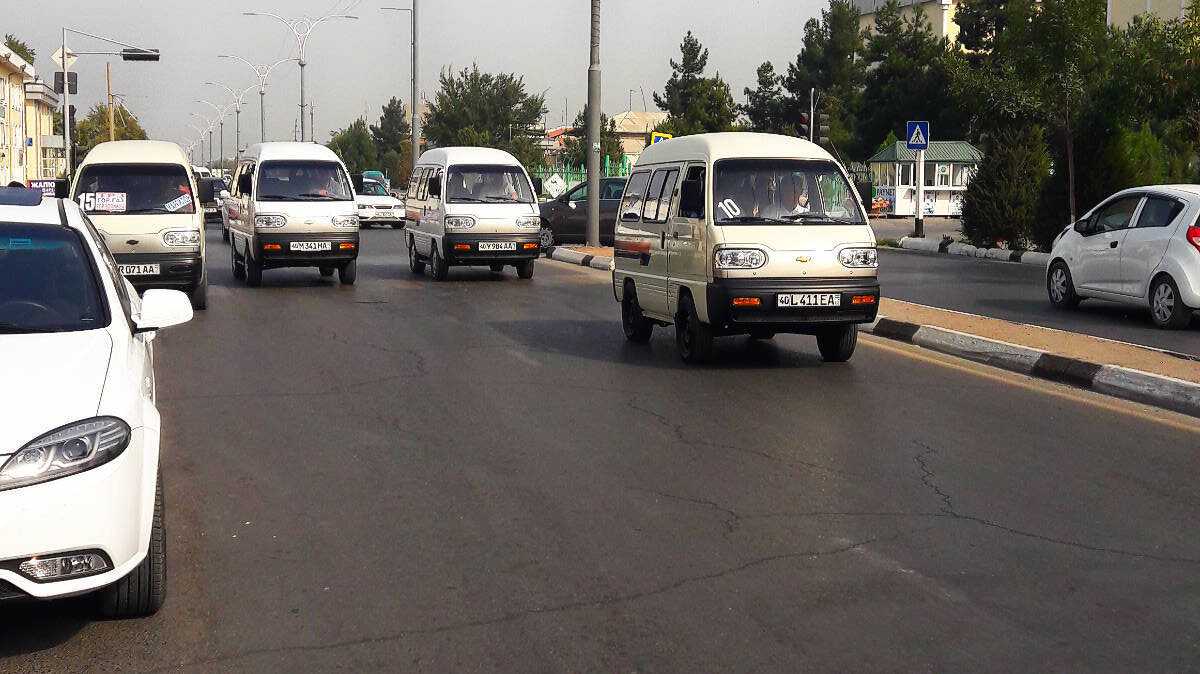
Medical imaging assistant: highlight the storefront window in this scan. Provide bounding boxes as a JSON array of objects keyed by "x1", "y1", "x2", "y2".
[
  {"x1": 952, "y1": 165, "x2": 966, "y2": 187},
  {"x1": 937, "y1": 163, "x2": 951, "y2": 187},
  {"x1": 899, "y1": 163, "x2": 913, "y2": 186},
  {"x1": 886, "y1": 164, "x2": 897, "y2": 186},
  {"x1": 924, "y1": 163, "x2": 936, "y2": 187}
]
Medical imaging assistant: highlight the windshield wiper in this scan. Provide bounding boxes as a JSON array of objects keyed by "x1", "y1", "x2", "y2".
[
  {"x1": 297, "y1": 193, "x2": 341, "y2": 200},
  {"x1": 0, "y1": 322, "x2": 63, "y2": 334},
  {"x1": 780, "y1": 213, "x2": 862, "y2": 225},
  {"x1": 717, "y1": 216, "x2": 788, "y2": 224},
  {"x1": 483, "y1": 196, "x2": 520, "y2": 202},
  {"x1": 450, "y1": 197, "x2": 487, "y2": 202},
  {"x1": 256, "y1": 194, "x2": 290, "y2": 200},
  {"x1": 123, "y1": 207, "x2": 174, "y2": 214}
]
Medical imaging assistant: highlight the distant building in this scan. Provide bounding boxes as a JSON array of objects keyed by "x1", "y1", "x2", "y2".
[
  {"x1": 611, "y1": 111, "x2": 668, "y2": 164},
  {"x1": 1, "y1": 49, "x2": 64, "y2": 183},
  {"x1": 1106, "y1": 0, "x2": 1191, "y2": 25}
]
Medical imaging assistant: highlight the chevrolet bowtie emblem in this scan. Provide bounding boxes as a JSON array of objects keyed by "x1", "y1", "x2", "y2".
[
  {"x1": 796, "y1": 256, "x2": 811, "y2": 263},
  {"x1": 304, "y1": 219, "x2": 314, "y2": 225}
]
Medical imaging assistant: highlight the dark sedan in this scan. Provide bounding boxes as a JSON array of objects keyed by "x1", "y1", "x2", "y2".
[{"x1": 538, "y1": 176, "x2": 627, "y2": 247}]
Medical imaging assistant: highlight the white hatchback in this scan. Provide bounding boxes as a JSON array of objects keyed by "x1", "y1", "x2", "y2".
[
  {"x1": 1047, "y1": 185, "x2": 1200, "y2": 329},
  {"x1": 0, "y1": 187, "x2": 192, "y2": 616}
]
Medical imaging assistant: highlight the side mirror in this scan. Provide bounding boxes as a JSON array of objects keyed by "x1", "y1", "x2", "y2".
[
  {"x1": 532, "y1": 176, "x2": 543, "y2": 195},
  {"x1": 428, "y1": 175, "x2": 442, "y2": 198},
  {"x1": 134, "y1": 289, "x2": 193, "y2": 333},
  {"x1": 569, "y1": 201, "x2": 577, "y2": 210},
  {"x1": 1074, "y1": 217, "x2": 1092, "y2": 234},
  {"x1": 219, "y1": 189, "x2": 230, "y2": 200},
  {"x1": 196, "y1": 178, "x2": 215, "y2": 204},
  {"x1": 237, "y1": 172, "x2": 252, "y2": 196},
  {"x1": 352, "y1": 174, "x2": 365, "y2": 193},
  {"x1": 53, "y1": 179, "x2": 71, "y2": 199},
  {"x1": 679, "y1": 179, "x2": 705, "y2": 219}
]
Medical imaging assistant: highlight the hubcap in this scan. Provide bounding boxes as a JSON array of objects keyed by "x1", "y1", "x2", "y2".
[
  {"x1": 1153, "y1": 283, "x2": 1175, "y2": 322},
  {"x1": 1050, "y1": 268, "x2": 1067, "y2": 302},
  {"x1": 540, "y1": 228, "x2": 553, "y2": 248}
]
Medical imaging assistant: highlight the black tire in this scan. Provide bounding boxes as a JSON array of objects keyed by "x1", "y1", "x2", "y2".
[
  {"x1": 231, "y1": 240, "x2": 245, "y2": 280},
  {"x1": 675, "y1": 293, "x2": 714, "y2": 363},
  {"x1": 1150, "y1": 275, "x2": 1193, "y2": 329},
  {"x1": 429, "y1": 242, "x2": 449, "y2": 281},
  {"x1": 489, "y1": 263, "x2": 505, "y2": 273},
  {"x1": 408, "y1": 237, "x2": 425, "y2": 275},
  {"x1": 189, "y1": 273, "x2": 208, "y2": 311},
  {"x1": 244, "y1": 245, "x2": 263, "y2": 287},
  {"x1": 391, "y1": 222, "x2": 403, "y2": 229},
  {"x1": 749, "y1": 329, "x2": 776, "y2": 340},
  {"x1": 319, "y1": 266, "x2": 335, "y2": 277},
  {"x1": 817, "y1": 324, "x2": 858, "y2": 362},
  {"x1": 221, "y1": 224, "x2": 229, "y2": 243},
  {"x1": 98, "y1": 472, "x2": 166, "y2": 618},
  {"x1": 339, "y1": 259, "x2": 357, "y2": 285},
  {"x1": 622, "y1": 284, "x2": 653, "y2": 343},
  {"x1": 1047, "y1": 261, "x2": 1080, "y2": 309},
  {"x1": 516, "y1": 259, "x2": 535, "y2": 279},
  {"x1": 539, "y1": 226, "x2": 555, "y2": 249}
]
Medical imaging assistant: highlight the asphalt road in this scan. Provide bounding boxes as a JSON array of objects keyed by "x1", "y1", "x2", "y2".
[
  {"x1": 2, "y1": 228, "x2": 1198, "y2": 672},
  {"x1": 879, "y1": 247, "x2": 1200, "y2": 355}
]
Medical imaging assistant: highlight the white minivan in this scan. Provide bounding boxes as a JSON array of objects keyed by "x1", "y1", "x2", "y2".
[
  {"x1": 613, "y1": 133, "x2": 880, "y2": 363},
  {"x1": 226, "y1": 142, "x2": 360, "y2": 286},
  {"x1": 72, "y1": 140, "x2": 214, "y2": 310},
  {"x1": 404, "y1": 147, "x2": 542, "y2": 280}
]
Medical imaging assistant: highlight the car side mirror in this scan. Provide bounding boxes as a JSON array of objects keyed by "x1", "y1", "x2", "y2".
[
  {"x1": 219, "y1": 189, "x2": 230, "y2": 200},
  {"x1": 532, "y1": 177, "x2": 543, "y2": 195},
  {"x1": 134, "y1": 289, "x2": 193, "y2": 334},
  {"x1": 53, "y1": 178, "x2": 71, "y2": 199},
  {"x1": 679, "y1": 179, "x2": 705, "y2": 219},
  {"x1": 569, "y1": 201, "x2": 577, "y2": 210},
  {"x1": 1074, "y1": 217, "x2": 1092, "y2": 235},
  {"x1": 196, "y1": 179, "x2": 215, "y2": 204},
  {"x1": 238, "y1": 173, "x2": 252, "y2": 196},
  {"x1": 428, "y1": 175, "x2": 442, "y2": 198},
  {"x1": 352, "y1": 174, "x2": 365, "y2": 193}
]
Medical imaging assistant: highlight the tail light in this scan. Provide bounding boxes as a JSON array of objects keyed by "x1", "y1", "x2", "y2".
[{"x1": 1187, "y1": 225, "x2": 1200, "y2": 254}]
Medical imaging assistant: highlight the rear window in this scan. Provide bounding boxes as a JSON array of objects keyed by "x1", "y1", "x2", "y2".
[
  {"x1": 74, "y1": 163, "x2": 196, "y2": 215},
  {"x1": 257, "y1": 161, "x2": 353, "y2": 201},
  {"x1": 0, "y1": 223, "x2": 107, "y2": 333}
]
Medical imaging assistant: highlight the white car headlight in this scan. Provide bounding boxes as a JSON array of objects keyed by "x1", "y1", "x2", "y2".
[
  {"x1": 332, "y1": 215, "x2": 359, "y2": 228},
  {"x1": 445, "y1": 216, "x2": 475, "y2": 230},
  {"x1": 838, "y1": 247, "x2": 878, "y2": 268},
  {"x1": 516, "y1": 216, "x2": 540, "y2": 229},
  {"x1": 715, "y1": 248, "x2": 767, "y2": 269},
  {"x1": 255, "y1": 215, "x2": 286, "y2": 228},
  {"x1": 162, "y1": 229, "x2": 201, "y2": 247},
  {"x1": 0, "y1": 417, "x2": 131, "y2": 491}
]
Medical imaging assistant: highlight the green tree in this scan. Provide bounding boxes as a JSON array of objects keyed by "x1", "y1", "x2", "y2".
[
  {"x1": 369, "y1": 96, "x2": 411, "y2": 159},
  {"x1": 380, "y1": 147, "x2": 411, "y2": 192},
  {"x1": 561, "y1": 107, "x2": 623, "y2": 168},
  {"x1": 4, "y1": 34, "x2": 34, "y2": 64},
  {"x1": 423, "y1": 64, "x2": 548, "y2": 168},
  {"x1": 742, "y1": 62, "x2": 787, "y2": 133},
  {"x1": 75, "y1": 103, "x2": 147, "y2": 156},
  {"x1": 653, "y1": 32, "x2": 739, "y2": 135},
  {"x1": 327, "y1": 119, "x2": 378, "y2": 175},
  {"x1": 782, "y1": 0, "x2": 864, "y2": 152},
  {"x1": 961, "y1": 126, "x2": 1050, "y2": 249}
]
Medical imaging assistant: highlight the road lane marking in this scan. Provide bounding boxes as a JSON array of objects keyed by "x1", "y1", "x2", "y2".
[{"x1": 861, "y1": 335, "x2": 1200, "y2": 434}]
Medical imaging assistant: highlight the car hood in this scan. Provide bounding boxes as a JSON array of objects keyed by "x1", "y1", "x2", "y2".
[
  {"x1": 0, "y1": 330, "x2": 113, "y2": 455},
  {"x1": 357, "y1": 195, "x2": 403, "y2": 207}
]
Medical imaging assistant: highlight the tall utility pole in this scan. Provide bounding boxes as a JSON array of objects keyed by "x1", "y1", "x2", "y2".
[
  {"x1": 585, "y1": 0, "x2": 601, "y2": 248},
  {"x1": 382, "y1": 2, "x2": 419, "y2": 170},
  {"x1": 244, "y1": 10, "x2": 357, "y2": 142},
  {"x1": 107, "y1": 63, "x2": 115, "y2": 142},
  {"x1": 809, "y1": 88, "x2": 815, "y2": 143},
  {"x1": 218, "y1": 55, "x2": 294, "y2": 143}
]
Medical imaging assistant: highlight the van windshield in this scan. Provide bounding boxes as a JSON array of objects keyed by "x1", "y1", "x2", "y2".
[
  {"x1": 74, "y1": 164, "x2": 195, "y2": 215},
  {"x1": 257, "y1": 161, "x2": 353, "y2": 201},
  {"x1": 712, "y1": 159, "x2": 864, "y2": 225},
  {"x1": 446, "y1": 165, "x2": 534, "y2": 204}
]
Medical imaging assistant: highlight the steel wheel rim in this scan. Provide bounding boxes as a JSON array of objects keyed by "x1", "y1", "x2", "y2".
[
  {"x1": 1153, "y1": 283, "x2": 1174, "y2": 322},
  {"x1": 540, "y1": 228, "x2": 553, "y2": 248},
  {"x1": 1050, "y1": 268, "x2": 1067, "y2": 302}
]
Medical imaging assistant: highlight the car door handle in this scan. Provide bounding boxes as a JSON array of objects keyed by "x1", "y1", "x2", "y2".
[
  {"x1": 1110, "y1": 241, "x2": 1118, "y2": 248},
  {"x1": 661, "y1": 232, "x2": 666, "y2": 248},
  {"x1": 671, "y1": 230, "x2": 680, "y2": 239}
]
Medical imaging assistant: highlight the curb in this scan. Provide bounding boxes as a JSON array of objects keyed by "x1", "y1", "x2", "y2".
[
  {"x1": 543, "y1": 246, "x2": 612, "y2": 271},
  {"x1": 864, "y1": 317, "x2": 1200, "y2": 419},
  {"x1": 898, "y1": 237, "x2": 1051, "y2": 268}
]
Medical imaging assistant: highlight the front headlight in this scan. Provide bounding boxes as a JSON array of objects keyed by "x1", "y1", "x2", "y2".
[
  {"x1": 714, "y1": 248, "x2": 767, "y2": 270},
  {"x1": 255, "y1": 215, "x2": 286, "y2": 229},
  {"x1": 332, "y1": 215, "x2": 359, "y2": 228},
  {"x1": 838, "y1": 247, "x2": 878, "y2": 268},
  {"x1": 162, "y1": 229, "x2": 201, "y2": 247},
  {"x1": 516, "y1": 216, "x2": 540, "y2": 229},
  {"x1": 445, "y1": 216, "x2": 475, "y2": 230},
  {"x1": 0, "y1": 417, "x2": 131, "y2": 491}
]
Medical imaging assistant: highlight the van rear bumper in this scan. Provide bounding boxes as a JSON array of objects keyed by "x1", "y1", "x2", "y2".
[
  {"x1": 705, "y1": 277, "x2": 880, "y2": 334},
  {"x1": 442, "y1": 233, "x2": 540, "y2": 265},
  {"x1": 256, "y1": 232, "x2": 359, "y2": 269},
  {"x1": 113, "y1": 252, "x2": 203, "y2": 291}
]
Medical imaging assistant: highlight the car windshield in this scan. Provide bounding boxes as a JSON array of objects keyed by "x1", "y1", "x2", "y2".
[
  {"x1": 360, "y1": 181, "x2": 388, "y2": 196},
  {"x1": 74, "y1": 163, "x2": 196, "y2": 215},
  {"x1": 446, "y1": 165, "x2": 534, "y2": 204},
  {"x1": 0, "y1": 223, "x2": 106, "y2": 333},
  {"x1": 257, "y1": 161, "x2": 354, "y2": 201},
  {"x1": 712, "y1": 159, "x2": 865, "y2": 225}
]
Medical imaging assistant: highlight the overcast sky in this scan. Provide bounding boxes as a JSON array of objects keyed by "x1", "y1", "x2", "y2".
[{"x1": 15, "y1": 0, "x2": 823, "y2": 156}]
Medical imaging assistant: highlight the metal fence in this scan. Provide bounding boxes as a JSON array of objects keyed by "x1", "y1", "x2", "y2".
[{"x1": 530, "y1": 155, "x2": 631, "y2": 198}]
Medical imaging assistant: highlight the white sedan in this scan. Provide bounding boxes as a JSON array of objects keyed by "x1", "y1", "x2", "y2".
[
  {"x1": 355, "y1": 179, "x2": 405, "y2": 229},
  {"x1": 1047, "y1": 185, "x2": 1200, "y2": 329},
  {"x1": 0, "y1": 186, "x2": 192, "y2": 616}
]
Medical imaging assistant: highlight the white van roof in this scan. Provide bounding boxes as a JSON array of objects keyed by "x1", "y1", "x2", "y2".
[
  {"x1": 79, "y1": 140, "x2": 189, "y2": 167},
  {"x1": 243, "y1": 142, "x2": 345, "y2": 164},
  {"x1": 416, "y1": 146, "x2": 524, "y2": 168},
  {"x1": 634, "y1": 132, "x2": 837, "y2": 167}
]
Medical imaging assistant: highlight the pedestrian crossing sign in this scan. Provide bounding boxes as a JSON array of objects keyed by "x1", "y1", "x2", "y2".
[
  {"x1": 651, "y1": 132, "x2": 672, "y2": 145},
  {"x1": 906, "y1": 121, "x2": 929, "y2": 150}
]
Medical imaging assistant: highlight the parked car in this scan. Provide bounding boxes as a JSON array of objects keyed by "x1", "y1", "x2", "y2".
[
  {"x1": 355, "y1": 177, "x2": 405, "y2": 229},
  {"x1": 0, "y1": 184, "x2": 193, "y2": 617},
  {"x1": 538, "y1": 177, "x2": 627, "y2": 248},
  {"x1": 1047, "y1": 185, "x2": 1200, "y2": 329}
]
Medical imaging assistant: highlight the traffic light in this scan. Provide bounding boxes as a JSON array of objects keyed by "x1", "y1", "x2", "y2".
[
  {"x1": 120, "y1": 48, "x2": 160, "y2": 62},
  {"x1": 798, "y1": 113, "x2": 810, "y2": 141},
  {"x1": 814, "y1": 110, "x2": 831, "y2": 148}
]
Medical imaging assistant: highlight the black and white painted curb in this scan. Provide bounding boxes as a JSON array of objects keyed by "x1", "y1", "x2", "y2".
[
  {"x1": 543, "y1": 246, "x2": 613, "y2": 271},
  {"x1": 865, "y1": 316, "x2": 1200, "y2": 419},
  {"x1": 897, "y1": 236, "x2": 1052, "y2": 267}
]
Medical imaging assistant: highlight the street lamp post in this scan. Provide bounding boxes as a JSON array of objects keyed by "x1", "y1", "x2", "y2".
[
  {"x1": 198, "y1": 99, "x2": 233, "y2": 174},
  {"x1": 186, "y1": 123, "x2": 206, "y2": 168},
  {"x1": 383, "y1": 2, "x2": 419, "y2": 171},
  {"x1": 206, "y1": 83, "x2": 254, "y2": 165},
  {"x1": 244, "y1": 10, "x2": 357, "y2": 142},
  {"x1": 190, "y1": 112, "x2": 215, "y2": 169},
  {"x1": 218, "y1": 55, "x2": 295, "y2": 143}
]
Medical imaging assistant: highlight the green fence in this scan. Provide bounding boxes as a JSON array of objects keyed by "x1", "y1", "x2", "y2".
[{"x1": 530, "y1": 155, "x2": 632, "y2": 198}]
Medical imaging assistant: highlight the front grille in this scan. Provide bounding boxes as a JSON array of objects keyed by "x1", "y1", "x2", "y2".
[{"x1": 0, "y1": 579, "x2": 28, "y2": 600}]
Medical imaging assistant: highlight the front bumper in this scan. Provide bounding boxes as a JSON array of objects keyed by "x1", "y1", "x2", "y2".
[
  {"x1": 114, "y1": 251, "x2": 204, "y2": 291},
  {"x1": 705, "y1": 276, "x2": 880, "y2": 334},
  {"x1": 257, "y1": 231, "x2": 360, "y2": 269},
  {"x1": 443, "y1": 233, "x2": 540, "y2": 265},
  {"x1": 0, "y1": 427, "x2": 156, "y2": 600}
]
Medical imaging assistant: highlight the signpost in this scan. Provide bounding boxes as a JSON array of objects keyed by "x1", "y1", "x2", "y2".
[
  {"x1": 907, "y1": 121, "x2": 929, "y2": 238},
  {"x1": 651, "y1": 132, "x2": 672, "y2": 145}
]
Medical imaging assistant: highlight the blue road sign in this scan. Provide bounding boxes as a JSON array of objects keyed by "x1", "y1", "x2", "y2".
[{"x1": 906, "y1": 121, "x2": 929, "y2": 150}]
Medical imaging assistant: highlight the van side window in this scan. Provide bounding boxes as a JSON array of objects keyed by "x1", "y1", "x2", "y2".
[
  {"x1": 646, "y1": 168, "x2": 679, "y2": 223},
  {"x1": 407, "y1": 168, "x2": 421, "y2": 200},
  {"x1": 620, "y1": 171, "x2": 650, "y2": 222},
  {"x1": 416, "y1": 168, "x2": 430, "y2": 200},
  {"x1": 682, "y1": 165, "x2": 705, "y2": 219},
  {"x1": 642, "y1": 171, "x2": 668, "y2": 222}
]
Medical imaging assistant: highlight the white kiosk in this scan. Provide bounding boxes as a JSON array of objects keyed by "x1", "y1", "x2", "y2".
[{"x1": 869, "y1": 141, "x2": 981, "y2": 217}]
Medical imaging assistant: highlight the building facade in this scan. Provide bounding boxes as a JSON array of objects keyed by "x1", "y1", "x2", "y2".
[
  {"x1": 855, "y1": 0, "x2": 960, "y2": 42},
  {"x1": 1, "y1": 49, "x2": 63, "y2": 183}
]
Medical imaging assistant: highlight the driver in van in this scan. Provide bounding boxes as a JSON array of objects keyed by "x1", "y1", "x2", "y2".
[{"x1": 482, "y1": 171, "x2": 518, "y2": 201}]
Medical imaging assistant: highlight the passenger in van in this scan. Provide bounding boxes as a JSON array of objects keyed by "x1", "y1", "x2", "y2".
[{"x1": 716, "y1": 173, "x2": 760, "y2": 218}]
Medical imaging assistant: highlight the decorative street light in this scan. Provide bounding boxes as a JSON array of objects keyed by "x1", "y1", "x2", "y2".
[
  {"x1": 206, "y1": 82, "x2": 255, "y2": 165},
  {"x1": 186, "y1": 123, "x2": 207, "y2": 168},
  {"x1": 190, "y1": 112, "x2": 216, "y2": 169},
  {"x1": 243, "y1": 10, "x2": 357, "y2": 142},
  {"x1": 217, "y1": 55, "x2": 295, "y2": 143},
  {"x1": 197, "y1": 99, "x2": 234, "y2": 174}
]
